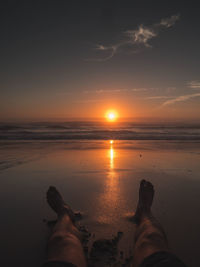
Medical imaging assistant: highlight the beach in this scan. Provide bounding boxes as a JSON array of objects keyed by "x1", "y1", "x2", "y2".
[
  {"x1": 1, "y1": 2, "x2": 200, "y2": 265},
  {"x1": 0, "y1": 138, "x2": 200, "y2": 266}
]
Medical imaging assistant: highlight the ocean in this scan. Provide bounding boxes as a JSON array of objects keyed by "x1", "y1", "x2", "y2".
[{"x1": 1, "y1": 121, "x2": 200, "y2": 140}]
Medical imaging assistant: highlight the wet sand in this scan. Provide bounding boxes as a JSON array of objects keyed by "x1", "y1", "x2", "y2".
[{"x1": 0, "y1": 140, "x2": 200, "y2": 266}]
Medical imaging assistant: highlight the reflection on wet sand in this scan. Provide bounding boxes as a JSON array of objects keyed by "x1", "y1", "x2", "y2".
[
  {"x1": 96, "y1": 140, "x2": 122, "y2": 224},
  {"x1": 110, "y1": 140, "x2": 114, "y2": 169}
]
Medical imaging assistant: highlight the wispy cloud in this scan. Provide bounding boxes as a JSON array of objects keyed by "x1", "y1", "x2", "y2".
[
  {"x1": 73, "y1": 99, "x2": 104, "y2": 104},
  {"x1": 187, "y1": 81, "x2": 200, "y2": 89},
  {"x1": 97, "y1": 89, "x2": 127, "y2": 93},
  {"x1": 90, "y1": 14, "x2": 180, "y2": 61},
  {"x1": 84, "y1": 88, "x2": 147, "y2": 94},
  {"x1": 159, "y1": 15, "x2": 180, "y2": 28},
  {"x1": 84, "y1": 89, "x2": 127, "y2": 94},
  {"x1": 162, "y1": 93, "x2": 200, "y2": 106},
  {"x1": 146, "y1": 96, "x2": 173, "y2": 100},
  {"x1": 131, "y1": 88, "x2": 147, "y2": 92}
]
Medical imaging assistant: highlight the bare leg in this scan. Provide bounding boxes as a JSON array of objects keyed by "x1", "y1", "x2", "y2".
[
  {"x1": 46, "y1": 186, "x2": 86, "y2": 267},
  {"x1": 133, "y1": 180, "x2": 169, "y2": 267}
]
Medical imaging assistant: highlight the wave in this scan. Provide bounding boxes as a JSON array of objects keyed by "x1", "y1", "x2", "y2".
[{"x1": 0, "y1": 122, "x2": 200, "y2": 140}]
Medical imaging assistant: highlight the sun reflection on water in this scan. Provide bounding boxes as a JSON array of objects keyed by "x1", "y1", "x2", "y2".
[{"x1": 110, "y1": 140, "x2": 114, "y2": 169}]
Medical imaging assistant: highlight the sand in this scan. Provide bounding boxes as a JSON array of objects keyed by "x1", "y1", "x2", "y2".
[{"x1": 0, "y1": 140, "x2": 200, "y2": 266}]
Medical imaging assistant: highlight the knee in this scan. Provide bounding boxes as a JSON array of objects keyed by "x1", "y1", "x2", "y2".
[
  {"x1": 146, "y1": 232, "x2": 164, "y2": 242},
  {"x1": 49, "y1": 232, "x2": 76, "y2": 248},
  {"x1": 149, "y1": 232, "x2": 168, "y2": 248},
  {"x1": 49, "y1": 233, "x2": 65, "y2": 247},
  {"x1": 136, "y1": 231, "x2": 168, "y2": 251}
]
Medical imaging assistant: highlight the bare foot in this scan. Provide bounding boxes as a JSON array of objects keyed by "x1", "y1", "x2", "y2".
[
  {"x1": 134, "y1": 180, "x2": 154, "y2": 223},
  {"x1": 47, "y1": 186, "x2": 75, "y2": 222}
]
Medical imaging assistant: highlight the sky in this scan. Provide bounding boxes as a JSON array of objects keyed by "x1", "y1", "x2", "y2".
[{"x1": 1, "y1": 0, "x2": 200, "y2": 122}]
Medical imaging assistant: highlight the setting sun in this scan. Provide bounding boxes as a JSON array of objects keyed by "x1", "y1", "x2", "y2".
[{"x1": 105, "y1": 110, "x2": 118, "y2": 122}]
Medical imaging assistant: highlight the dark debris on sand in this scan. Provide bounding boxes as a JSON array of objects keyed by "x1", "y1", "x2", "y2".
[
  {"x1": 45, "y1": 212, "x2": 133, "y2": 266},
  {"x1": 78, "y1": 227, "x2": 133, "y2": 267}
]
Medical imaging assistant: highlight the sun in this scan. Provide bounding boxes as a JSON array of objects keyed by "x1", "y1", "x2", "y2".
[{"x1": 105, "y1": 110, "x2": 118, "y2": 122}]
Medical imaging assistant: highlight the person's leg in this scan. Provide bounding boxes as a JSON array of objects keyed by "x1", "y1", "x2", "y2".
[
  {"x1": 45, "y1": 186, "x2": 86, "y2": 267},
  {"x1": 133, "y1": 180, "x2": 187, "y2": 267},
  {"x1": 133, "y1": 180, "x2": 169, "y2": 266}
]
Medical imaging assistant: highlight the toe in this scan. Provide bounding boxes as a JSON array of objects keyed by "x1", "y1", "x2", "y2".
[
  {"x1": 47, "y1": 186, "x2": 62, "y2": 200},
  {"x1": 146, "y1": 181, "x2": 154, "y2": 190},
  {"x1": 146, "y1": 180, "x2": 152, "y2": 186},
  {"x1": 47, "y1": 186, "x2": 55, "y2": 195},
  {"x1": 48, "y1": 186, "x2": 57, "y2": 194}
]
